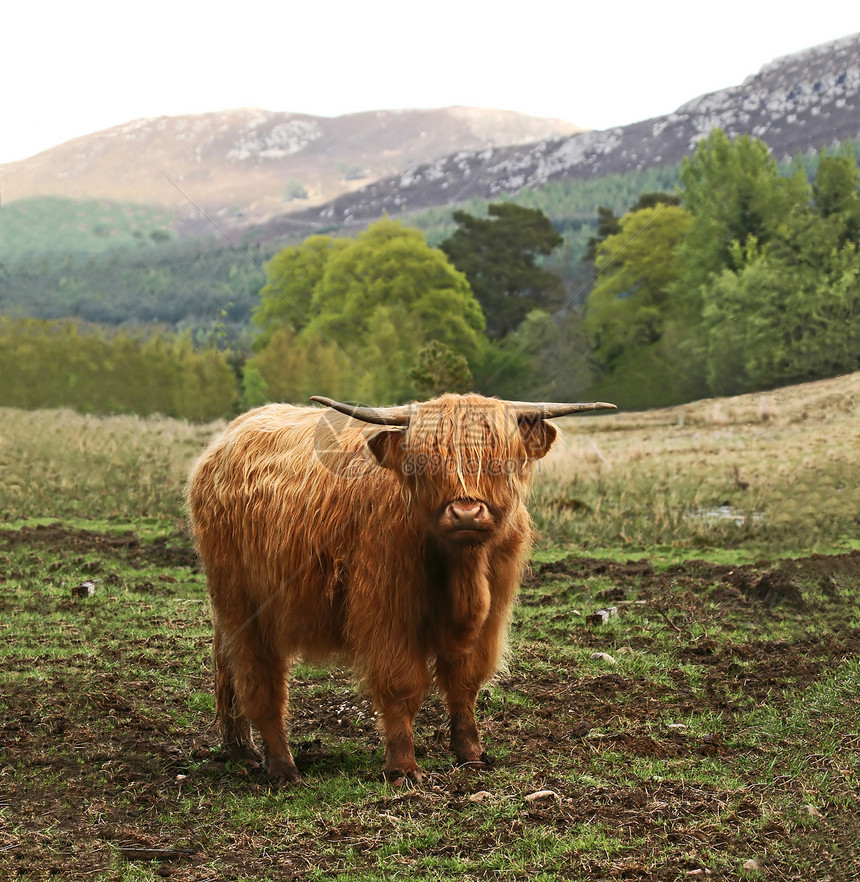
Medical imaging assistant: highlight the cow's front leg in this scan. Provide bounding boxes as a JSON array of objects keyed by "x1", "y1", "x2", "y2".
[
  {"x1": 436, "y1": 670, "x2": 490, "y2": 768},
  {"x1": 371, "y1": 670, "x2": 430, "y2": 785},
  {"x1": 435, "y1": 635, "x2": 503, "y2": 768}
]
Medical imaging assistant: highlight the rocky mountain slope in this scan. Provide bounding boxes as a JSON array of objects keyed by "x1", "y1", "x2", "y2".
[
  {"x1": 0, "y1": 107, "x2": 582, "y2": 229},
  {"x1": 284, "y1": 32, "x2": 860, "y2": 228}
]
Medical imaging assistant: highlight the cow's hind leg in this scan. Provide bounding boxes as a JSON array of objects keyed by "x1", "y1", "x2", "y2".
[
  {"x1": 216, "y1": 618, "x2": 299, "y2": 785},
  {"x1": 213, "y1": 626, "x2": 263, "y2": 768}
]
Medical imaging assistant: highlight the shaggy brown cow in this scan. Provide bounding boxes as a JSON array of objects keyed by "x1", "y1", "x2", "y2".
[{"x1": 186, "y1": 393, "x2": 614, "y2": 785}]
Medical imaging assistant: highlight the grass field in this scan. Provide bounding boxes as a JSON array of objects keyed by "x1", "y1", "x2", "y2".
[{"x1": 1, "y1": 373, "x2": 858, "y2": 880}]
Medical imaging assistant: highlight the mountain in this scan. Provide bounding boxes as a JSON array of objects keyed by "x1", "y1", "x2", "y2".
[
  {"x1": 280, "y1": 33, "x2": 860, "y2": 229},
  {"x1": 0, "y1": 107, "x2": 583, "y2": 230}
]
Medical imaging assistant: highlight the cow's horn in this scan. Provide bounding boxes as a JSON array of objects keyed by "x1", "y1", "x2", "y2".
[
  {"x1": 310, "y1": 396, "x2": 412, "y2": 426},
  {"x1": 507, "y1": 401, "x2": 617, "y2": 420}
]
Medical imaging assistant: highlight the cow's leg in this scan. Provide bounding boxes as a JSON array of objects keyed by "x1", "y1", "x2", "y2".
[
  {"x1": 369, "y1": 662, "x2": 431, "y2": 785},
  {"x1": 435, "y1": 552, "x2": 518, "y2": 768},
  {"x1": 213, "y1": 625, "x2": 263, "y2": 767},
  {"x1": 435, "y1": 594, "x2": 513, "y2": 767},
  {"x1": 434, "y1": 655, "x2": 491, "y2": 767},
  {"x1": 216, "y1": 617, "x2": 299, "y2": 785}
]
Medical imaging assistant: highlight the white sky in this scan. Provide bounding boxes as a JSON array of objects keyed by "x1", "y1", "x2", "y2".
[{"x1": 1, "y1": 1, "x2": 858, "y2": 165}]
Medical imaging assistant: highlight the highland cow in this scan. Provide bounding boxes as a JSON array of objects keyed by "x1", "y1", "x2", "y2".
[{"x1": 186, "y1": 393, "x2": 614, "y2": 785}]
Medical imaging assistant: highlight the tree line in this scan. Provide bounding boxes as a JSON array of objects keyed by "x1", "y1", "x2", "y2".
[
  {"x1": 4, "y1": 129, "x2": 859, "y2": 419},
  {"x1": 583, "y1": 130, "x2": 860, "y2": 407},
  {"x1": 0, "y1": 318, "x2": 236, "y2": 420}
]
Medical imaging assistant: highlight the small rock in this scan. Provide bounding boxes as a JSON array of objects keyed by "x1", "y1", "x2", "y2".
[
  {"x1": 175, "y1": 774, "x2": 187, "y2": 782},
  {"x1": 743, "y1": 858, "x2": 761, "y2": 871},
  {"x1": 524, "y1": 789, "x2": 560, "y2": 803},
  {"x1": 71, "y1": 580, "x2": 96, "y2": 598},
  {"x1": 585, "y1": 606, "x2": 618, "y2": 626},
  {"x1": 668, "y1": 723, "x2": 688, "y2": 730},
  {"x1": 591, "y1": 652, "x2": 617, "y2": 665}
]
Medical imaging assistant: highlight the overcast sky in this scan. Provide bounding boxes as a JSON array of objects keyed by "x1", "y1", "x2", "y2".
[{"x1": 2, "y1": 1, "x2": 858, "y2": 165}]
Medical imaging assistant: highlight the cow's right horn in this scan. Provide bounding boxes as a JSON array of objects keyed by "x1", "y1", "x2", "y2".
[
  {"x1": 506, "y1": 401, "x2": 617, "y2": 420},
  {"x1": 311, "y1": 396, "x2": 413, "y2": 426}
]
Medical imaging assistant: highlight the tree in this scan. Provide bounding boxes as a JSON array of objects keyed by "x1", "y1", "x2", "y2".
[
  {"x1": 583, "y1": 205, "x2": 622, "y2": 262},
  {"x1": 440, "y1": 203, "x2": 563, "y2": 338},
  {"x1": 701, "y1": 240, "x2": 860, "y2": 394},
  {"x1": 583, "y1": 192, "x2": 681, "y2": 262},
  {"x1": 253, "y1": 235, "x2": 349, "y2": 344},
  {"x1": 675, "y1": 130, "x2": 808, "y2": 292},
  {"x1": 812, "y1": 149, "x2": 860, "y2": 245},
  {"x1": 584, "y1": 205, "x2": 693, "y2": 367},
  {"x1": 500, "y1": 309, "x2": 594, "y2": 402},
  {"x1": 582, "y1": 204, "x2": 704, "y2": 407},
  {"x1": 311, "y1": 218, "x2": 485, "y2": 362},
  {"x1": 410, "y1": 340, "x2": 473, "y2": 398},
  {"x1": 0, "y1": 318, "x2": 236, "y2": 419},
  {"x1": 283, "y1": 178, "x2": 309, "y2": 201},
  {"x1": 248, "y1": 219, "x2": 487, "y2": 405},
  {"x1": 688, "y1": 140, "x2": 860, "y2": 395}
]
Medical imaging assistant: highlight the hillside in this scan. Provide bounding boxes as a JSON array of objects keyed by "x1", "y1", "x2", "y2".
[
  {"x1": 0, "y1": 107, "x2": 583, "y2": 231},
  {"x1": 3, "y1": 31, "x2": 860, "y2": 345},
  {"x1": 280, "y1": 32, "x2": 860, "y2": 228}
]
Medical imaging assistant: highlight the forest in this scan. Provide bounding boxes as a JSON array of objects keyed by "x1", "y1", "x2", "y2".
[{"x1": 1, "y1": 130, "x2": 859, "y2": 417}]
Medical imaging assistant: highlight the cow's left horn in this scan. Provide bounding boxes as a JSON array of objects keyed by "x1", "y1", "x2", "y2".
[
  {"x1": 507, "y1": 401, "x2": 617, "y2": 420},
  {"x1": 311, "y1": 396, "x2": 413, "y2": 426}
]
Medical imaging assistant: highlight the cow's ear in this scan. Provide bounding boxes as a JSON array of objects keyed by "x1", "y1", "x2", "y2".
[
  {"x1": 518, "y1": 419, "x2": 557, "y2": 460},
  {"x1": 366, "y1": 427, "x2": 407, "y2": 470}
]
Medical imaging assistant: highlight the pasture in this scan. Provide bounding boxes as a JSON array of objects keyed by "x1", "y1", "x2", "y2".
[{"x1": 1, "y1": 373, "x2": 858, "y2": 880}]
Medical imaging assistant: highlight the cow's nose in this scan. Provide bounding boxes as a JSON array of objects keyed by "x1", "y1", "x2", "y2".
[{"x1": 447, "y1": 501, "x2": 488, "y2": 528}]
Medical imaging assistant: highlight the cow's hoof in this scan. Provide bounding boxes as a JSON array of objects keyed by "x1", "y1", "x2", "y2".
[
  {"x1": 267, "y1": 757, "x2": 301, "y2": 786},
  {"x1": 224, "y1": 744, "x2": 264, "y2": 768},
  {"x1": 385, "y1": 766, "x2": 425, "y2": 787},
  {"x1": 456, "y1": 751, "x2": 494, "y2": 771}
]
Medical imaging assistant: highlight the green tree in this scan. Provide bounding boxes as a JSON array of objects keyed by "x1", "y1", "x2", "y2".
[
  {"x1": 311, "y1": 218, "x2": 485, "y2": 362},
  {"x1": 0, "y1": 318, "x2": 235, "y2": 419},
  {"x1": 812, "y1": 149, "x2": 860, "y2": 245},
  {"x1": 283, "y1": 178, "x2": 309, "y2": 201},
  {"x1": 253, "y1": 236, "x2": 350, "y2": 343},
  {"x1": 583, "y1": 205, "x2": 622, "y2": 262},
  {"x1": 248, "y1": 219, "x2": 486, "y2": 405},
  {"x1": 440, "y1": 203, "x2": 563, "y2": 338},
  {"x1": 688, "y1": 140, "x2": 860, "y2": 395},
  {"x1": 584, "y1": 192, "x2": 680, "y2": 262},
  {"x1": 584, "y1": 205, "x2": 693, "y2": 367},
  {"x1": 501, "y1": 309, "x2": 594, "y2": 402},
  {"x1": 675, "y1": 130, "x2": 808, "y2": 292},
  {"x1": 701, "y1": 242, "x2": 860, "y2": 394},
  {"x1": 583, "y1": 204, "x2": 704, "y2": 407},
  {"x1": 410, "y1": 340, "x2": 474, "y2": 398}
]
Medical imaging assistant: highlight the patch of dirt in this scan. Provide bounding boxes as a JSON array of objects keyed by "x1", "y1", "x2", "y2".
[{"x1": 0, "y1": 522, "x2": 200, "y2": 570}]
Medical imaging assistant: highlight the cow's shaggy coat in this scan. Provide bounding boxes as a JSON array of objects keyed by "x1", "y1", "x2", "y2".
[{"x1": 186, "y1": 394, "x2": 569, "y2": 783}]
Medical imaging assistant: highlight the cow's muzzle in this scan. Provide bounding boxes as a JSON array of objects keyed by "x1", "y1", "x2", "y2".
[{"x1": 440, "y1": 500, "x2": 493, "y2": 544}]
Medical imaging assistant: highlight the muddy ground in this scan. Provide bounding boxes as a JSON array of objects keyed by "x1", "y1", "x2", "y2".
[{"x1": 1, "y1": 525, "x2": 859, "y2": 880}]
